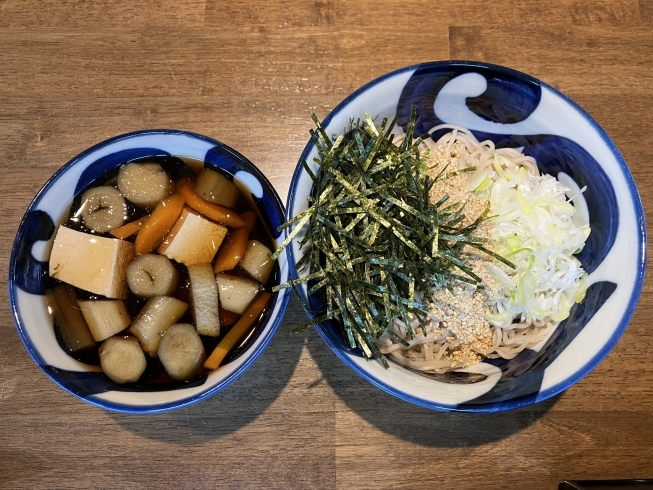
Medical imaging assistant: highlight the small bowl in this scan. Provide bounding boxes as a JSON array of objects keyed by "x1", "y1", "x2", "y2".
[
  {"x1": 9, "y1": 129, "x2": 292, "y2": 413},
  {"x1": 286, "y1": 60, "x2": 647, "y2": 412}
]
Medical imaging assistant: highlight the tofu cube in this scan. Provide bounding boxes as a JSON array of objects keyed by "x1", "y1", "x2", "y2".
[
  {"x1": 49, "y1": 226, "x2": 135, "y2": 299},
  {"x1": 239, "y1": 240, "x2": 275, "y2": 284},
  {"x1": 216, "y1": 273, "x2": 260, "y2": 314}
]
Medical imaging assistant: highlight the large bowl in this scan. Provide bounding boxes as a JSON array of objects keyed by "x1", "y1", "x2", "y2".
[
  {"x1": 9, "y1": 130, "x2": 292, "y2": 413},
  {"x1": 286, "y1": 60, "x2": 647, "y2": 412}
]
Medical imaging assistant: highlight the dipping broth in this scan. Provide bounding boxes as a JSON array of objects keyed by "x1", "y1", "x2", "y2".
[{"x1": 47, "y1": 155, "x2": 278, "y2": 388}]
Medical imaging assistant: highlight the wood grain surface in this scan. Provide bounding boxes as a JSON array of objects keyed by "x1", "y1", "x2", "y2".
[{"x1": 1, "y1": 1, "x2": 652, "y2": 488}]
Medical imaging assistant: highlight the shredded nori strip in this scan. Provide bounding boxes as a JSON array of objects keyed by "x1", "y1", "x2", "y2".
[{"x1": 272, "y1": 109, "x2": 508, "y2": 367}]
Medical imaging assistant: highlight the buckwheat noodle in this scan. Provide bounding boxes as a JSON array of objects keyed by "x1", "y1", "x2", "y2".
[{"x1": 376, "y1": 125, "x2": 558, "y2": 374}]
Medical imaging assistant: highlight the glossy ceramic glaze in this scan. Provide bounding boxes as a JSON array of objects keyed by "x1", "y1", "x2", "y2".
[
  {"x1": 286, "y1": 61, "x2": 646, "y2": 412},
  {"x1": 9, "y1": 130, "x2": 291, "y2": 413}
]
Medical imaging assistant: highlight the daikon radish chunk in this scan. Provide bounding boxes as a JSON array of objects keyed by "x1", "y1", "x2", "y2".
[
  {"x1": 78, "y1": 300, "x2": 132, "y2": 342},
  {"x1": 215, "y1": 274, "x2": 260, "y2": 315},
  {"x1": 188, "y1": 264, "x2": 220, "y2": 337},
  {"x1": 158, "y1": 324, "x2": 206, "y2": 381},
  {"x1": 239, "y1": 240, "x2": 276, "y2": 284},
  {"x1": 46, "y1": 284, "x2": 96, "y2": 354},
  {"x1": 49, "y1": 225, "x2": 135, "y2": 299},
  {"x1": 129, "y1": 296, "x2": 188, "y2": 355},
  {"x1": 158, "y1": 207, "x2": 227, "y2": 266},
  {"x1": 194, "y1": 168, "x2": 241, "y2": 208},
  {"x1": 99, "y1": 336, "x2": 147, "y2": 384},
  {"x1": 204, "y1": 292, "x2": 271, "y2": 371}
]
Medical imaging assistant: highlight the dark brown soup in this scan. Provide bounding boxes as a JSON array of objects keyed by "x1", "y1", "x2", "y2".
[{"x1": 48, "y1": 155, "x2": 278, "y2": 390}]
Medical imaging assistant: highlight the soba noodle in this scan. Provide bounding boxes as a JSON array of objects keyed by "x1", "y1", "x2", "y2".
[{"x1": 375, "y1": 125, "x2": 574, "y2": 373}]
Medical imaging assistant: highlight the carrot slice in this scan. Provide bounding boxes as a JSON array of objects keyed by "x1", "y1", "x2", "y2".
[
  {"x1": 204, "y1": 292, "x2": 271, "y2": 370},
  {"x1": 134, "y1": 193, "x2": 185, "y2": 255},
  {"x1": 176, "y1": 178, "x2": 246, "y2": 228},
  {"x1": 219, "y1": 306, "x2": 241, "y2": 327},
  {"x1": 213, "y1": 211, "x2": 258, "y2": 273},
  {"x1": 109, "y1": 216, "x2": 149, "y2": 239}
]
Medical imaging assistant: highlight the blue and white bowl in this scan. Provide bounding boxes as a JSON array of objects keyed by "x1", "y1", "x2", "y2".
[
  {"x1": 286, "y1": 60, "x2": 647, "y2": 412},
  {"x1": 9, "y1": 130, "x2": 291, "y2": 413}
]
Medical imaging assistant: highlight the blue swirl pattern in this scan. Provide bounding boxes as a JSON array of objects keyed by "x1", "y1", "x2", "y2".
[
  {"x1": 397, "y1": 64, "x2": 617, "y2": 274},
  {"x1": 460, "y1": 280, "x2": 616, "y2": 409},
  {"x1": 394, "y1": 63, "x2": 619, "y2": 404},
  {"x1": 75, "y1": 148, "x2": 171, "y2": 195},
  {"x1": 299, "y1": 63, "x2": 620, "y2": 404},
  {"x1": 12, "y1": 210, "x2": 55, "y2": 295}
]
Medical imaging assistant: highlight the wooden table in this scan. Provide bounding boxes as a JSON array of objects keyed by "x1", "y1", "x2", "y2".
[{"x1": 1, "y1": 1, "x2": 652, "y2": 488}]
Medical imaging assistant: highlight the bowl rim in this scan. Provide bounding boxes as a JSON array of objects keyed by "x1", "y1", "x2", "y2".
[
  {"x1": 9, "y1": 128, "x2": 292, "y2": 413},
  {"x1": 285, "y1": 60, "x2": 647, "y2": 412}
]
